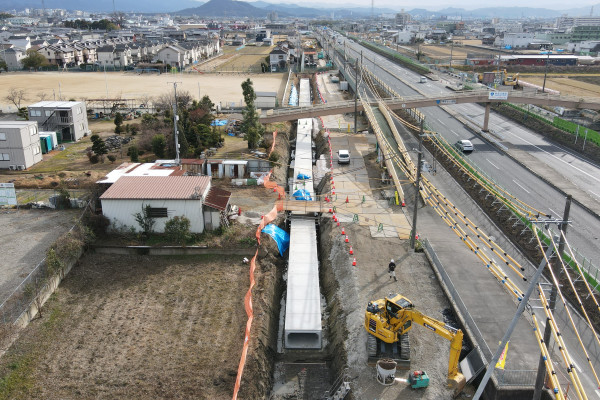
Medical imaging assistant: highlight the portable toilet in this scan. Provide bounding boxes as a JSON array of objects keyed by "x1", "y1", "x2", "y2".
[
  {"x1": 40, "y1": 131, "x2": 58, "y2": 149},
  {"x1": 39, "y1": 134, "x2": 52, "y2": 154}
]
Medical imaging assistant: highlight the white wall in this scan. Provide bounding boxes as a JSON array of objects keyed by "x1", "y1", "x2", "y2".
[{"x1": 101, "y1": 199, "x2": 205, "y2": 233}]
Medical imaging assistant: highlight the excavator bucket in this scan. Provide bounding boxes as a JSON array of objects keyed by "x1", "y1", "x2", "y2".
[{"x1": 448, "y1": 372, "x2": 466, "y2": 398}]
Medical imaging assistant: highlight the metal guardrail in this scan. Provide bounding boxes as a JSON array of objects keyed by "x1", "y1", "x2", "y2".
[
  {"x1": 424, "y1": 239, "x2": 541, "y2": 388},
  {"x1": 423, "y1": 238, "x2": 494, "y2": 361}
]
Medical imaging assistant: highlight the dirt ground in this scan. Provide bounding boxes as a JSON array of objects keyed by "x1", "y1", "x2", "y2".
[
  {"x1": 519, "y1": 75, "x2": 600, "y2": 96},
  {"x1": 0, "y1": 72, "x2": 285, "y2": 112},
  {"x1": 0, "y1": 252, "x2": 249, "y2": 400}
]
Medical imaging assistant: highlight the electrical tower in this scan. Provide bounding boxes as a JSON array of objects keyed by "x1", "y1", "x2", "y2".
[{"x1": 371, "y1": 0, "x2": 374, "y2": 19}]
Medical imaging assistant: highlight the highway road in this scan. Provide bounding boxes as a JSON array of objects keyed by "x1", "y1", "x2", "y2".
[
  {"x1": 319, "y1": 32, "x2": 600, "y2": 396},
  {"x1": 329, "y1": 35, "x2": 600, "y2": 273}
]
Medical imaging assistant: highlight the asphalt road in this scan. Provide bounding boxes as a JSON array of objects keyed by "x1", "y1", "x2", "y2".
[
  {"x1": 333, "y1": 36, "x2": 600, "y2": 272},
  {"x1": 319, "y1": 32, "x2": 600, "y2": 396}
]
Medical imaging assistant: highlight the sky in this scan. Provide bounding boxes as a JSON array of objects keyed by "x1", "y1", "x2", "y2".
[{"x1": 248, "y1": 0, "x2": 600, "y2": 11}]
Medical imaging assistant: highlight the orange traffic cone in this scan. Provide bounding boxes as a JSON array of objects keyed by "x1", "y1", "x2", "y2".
[
  {"x1": 325, "y1": 196, "x2": 329, "y2": 202},
  {"x1": 336, "y1": 221, "x2": 340, "y2": 227},
  {"x1": 402, "y1": 201, "x2": 406, "y2": 207},
  {"x1": 273, "y1": 187, "x2": 277, "y2": 192},
  {"x1": 352, "y1": 257, "x2": 357, "y2": 266},
  {"x1": 345, "y1": 235, "x2": 349, "y2": 243},
  {"x1": 328, "y1": 208, "x2": 333, "y2": 213},
  {"x1": 341, "y1": 227, "x2": 345, "y2": 235},
  {"x1": 415, "y1": 233, "x2": 419, "y2": 240},
  {"x1": 332, "y1": 190, "x2": 336, "y2": 195},
  {"x1": 345, "y1": 196, "x2": 349, "y2": 203},
  {"x1": 349, "y1": 246, "x2": 354, "y2": 255}
]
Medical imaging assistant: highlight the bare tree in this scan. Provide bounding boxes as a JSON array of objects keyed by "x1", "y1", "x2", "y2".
[
  {"x1": 38, "y1": 91, "x2": 49, "y2": 101},
  {"x1": 6, "y1": 88, "x2": 27, "y2": 109},
  {"x1": 154, "y1": 90, "x2": 193, "y2": 111}
]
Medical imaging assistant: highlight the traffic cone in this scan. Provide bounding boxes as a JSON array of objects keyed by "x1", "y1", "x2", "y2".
[
  {"x1": 325, "y1": 196, "x2": 330, "y2": 202},
  {"x1": 328, "y1": 208, "x2": 333, "y2": 213},
  {"x1": 273, "y1": 187, "x2": 277, "y2": 192},
  {"x1": 349, "y1": 246, "x2": 354, "y2": 255},
  {"x1": 341, "y1": 227, "x2": 345, "y2": 235},
  {"x1": 345, "y1": 235, "x2": 349, "y2": 243},
  {"x1": 336, "y1": 221, "x2": 340, "y2": 227},
  {"x1": 332, "y1": 190, "x2": 336, "y2": 195},
  {"x1": 345, "y1": 196, "x2": 349, "y2": 203},
  {"x1": 352, "y1": 257, "x2": 357, "y2": 266},
  {"x1": 415, "y1": 233, "x2": 419, "y2": 240},
  {"x1": 402, "y1": 201, "x2": 406, "y2": 207}
]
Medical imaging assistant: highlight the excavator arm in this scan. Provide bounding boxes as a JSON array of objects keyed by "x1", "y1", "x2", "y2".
[{"x1": 364, "y1": 294, "x2": 466, "y2": 389}]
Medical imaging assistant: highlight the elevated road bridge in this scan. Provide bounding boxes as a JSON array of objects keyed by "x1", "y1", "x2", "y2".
[{"x1": 260, "y1": 90, "x2": 600, "y2": 126}]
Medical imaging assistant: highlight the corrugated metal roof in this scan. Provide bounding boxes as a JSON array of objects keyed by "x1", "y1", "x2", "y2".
[
  {"x1": 100, "y1": 176, "x2": 210, "y2": 200},
  {"x1": 204, "y1": 187, "x2": 231, "y2": 211}
]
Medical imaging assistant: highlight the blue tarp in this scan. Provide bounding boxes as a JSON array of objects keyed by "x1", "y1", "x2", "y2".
[
  {"x1": 296, "y1": 173, "x2": 311, "y2": 180},
  {"x1": 211, "y1": 119, "x2": 228, "y2": 126},
  {"x1": 293, "y1": 189, "x2": 313, "y2": 201},
  {"x1": 261, "y1": 224, "x2": 290, "y2": 256}
]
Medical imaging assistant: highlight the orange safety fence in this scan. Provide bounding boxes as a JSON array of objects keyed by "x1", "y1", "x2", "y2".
[
  {"x1": 268, "y1": 131, "x2": 278, "y2": 156},
  {"x1": 232, "y1": 181, "x2": 282, "y2": 400},
  {"x1": 264, "y1": 170, "x2": 286, "y2": 197}
]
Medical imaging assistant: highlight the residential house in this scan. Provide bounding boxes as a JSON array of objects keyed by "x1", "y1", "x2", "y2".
[
  {"x1": 269, "y1": 47, "x2": 289, "y2": 71},
  {"x1": 3, "y1": 47, "x2": 26, "y2": 70},
  {"x1": 0, "y1": 121, "x2": 42, "y2": 170},
  {"x1": 27, "y1": 101, "x2": 89, "y2": 142},
  {"x1": 39, "y1": 44, "x2": 76, "y2": 67},
  {"x1": 100, "y1": 176, "x2": 231, "y2": 233},
  {"x1": 155, "y1": 44, "x2": 189, "y2": 68}
]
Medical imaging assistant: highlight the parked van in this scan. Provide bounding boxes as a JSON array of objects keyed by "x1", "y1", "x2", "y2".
[{"x1": 419, "y1": 76, "x2": 427, "y2": 83}]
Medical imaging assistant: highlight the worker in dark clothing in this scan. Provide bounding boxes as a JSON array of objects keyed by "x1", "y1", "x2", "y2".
[{"x1": 388, "y1": 259, "x2": 397, "y2": 281}]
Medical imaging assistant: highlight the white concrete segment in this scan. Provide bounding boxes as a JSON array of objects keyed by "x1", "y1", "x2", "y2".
[
  {"x1": 291, "y1": 118, "x2": 315, "y2": 203},
  {"x1": 285, "y1": 217, "x2": 322, "y2": 349},
  {"x1": 298, "y1": 78, "x2": 311, "y2": 107},
  {"x1": 284, "y1": 115, "x2": 322, "y2": 350}
]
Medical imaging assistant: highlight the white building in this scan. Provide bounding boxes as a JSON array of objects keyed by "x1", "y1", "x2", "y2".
[
  {"x1": 100, "y1": 176, "x2": 231, "y2": 233},
  {"x1": 0, "y1": 121, "x2": 42, "y2": 170},
  {"x1": 3, "y1": 47, "x2": 26, "y2": 70},
  {"x1": 27, "y1": 101, "x2": 89, "y2": 142},
  {"x1": 501, "y1": 32, "x2": 537, "y2": 49}
]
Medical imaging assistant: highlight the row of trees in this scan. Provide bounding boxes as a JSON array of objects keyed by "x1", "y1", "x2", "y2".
[{"x1": 63, "y1": 19, "x2": 118, "y2": 31}]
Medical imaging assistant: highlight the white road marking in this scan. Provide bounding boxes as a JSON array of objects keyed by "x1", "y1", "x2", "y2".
[
  {"x1": 548, "y1": 208, "x2": 559, "y2": 217},
  {"x1": 595, "y1": 389, "x2": 600, "y2": 399},
  {"x1": 512, "y1": 179, "x2": 531, "y2": 194},
  {"x1": 502, "y1": 129, "x2": 600, "y2": 184},
  {"x1": 450, "y1": 129, "x2": 459, "y2": 136},
  {"x1": 487, "y1": 159, "x2": 500, "y2": 170},
  {"x1": 590, "y1": 190, "x2": 600, "y2": 199}
]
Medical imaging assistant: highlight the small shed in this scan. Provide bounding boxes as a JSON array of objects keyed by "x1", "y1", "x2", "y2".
[
  {"x1": 203, "y1": 186, "x2": 232, "y2": 230},
  {"x1": 205, "y1": 159, "x2": 224, "y2": 178},
  {"x1": 255, "y1": 91, "x2": 277, "y2": 108},
  {"x1": 223, "y1": 160, "x2": 247, "y2": 178}
]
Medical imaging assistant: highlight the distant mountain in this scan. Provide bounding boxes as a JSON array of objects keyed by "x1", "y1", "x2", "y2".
[
  {"x1": 1, "y1": 0, "x2": 203, "y2": 13},
  {"x1": 179, "y1": 0, "x2": 270, "y2": 17},
  {"x1": 431, "y1": 7, "x2": 563, "y2": 18}
]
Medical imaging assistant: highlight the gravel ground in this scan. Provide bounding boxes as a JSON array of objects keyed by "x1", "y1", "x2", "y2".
[{"x1": 0, "y1": 209, "x2": 81, "y2": 304}]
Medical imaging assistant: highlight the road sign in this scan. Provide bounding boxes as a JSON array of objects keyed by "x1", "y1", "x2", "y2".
[
  {"x1": 440, "y1": 99, "x2": 456, "y2": 105},
  {"x1": 489, "y1": 91, "x2": 509, "y2": 100},
  {"x1": 0, "y1": 183, "x2": 17, "y2": 206}
]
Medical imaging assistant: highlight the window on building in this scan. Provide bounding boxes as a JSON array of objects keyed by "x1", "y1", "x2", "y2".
[
  {"x1": 77, "y1": 107, "x2": 82, "y2": 114},
  {"x1": 29, "y1": 126, "x2": 37, "y2": 136},
  {"x1": 0, "y1": 133, "x2": 5, "y2": 141},
  {"x1": 34, "y1": 146, "x2": 40, "y2": 155},
  {"x1": 0, "y1": 153, "x2": 10, "y2": 161},
  {"x1": 30, "y1": 110, "x2": 42, "y2": 117},
  {"x1": 45, "y1": 110, "x2": 53, "y2": 116},
  {"x1": 147, "y1": 207, "x2": 168, "y2": 218}
]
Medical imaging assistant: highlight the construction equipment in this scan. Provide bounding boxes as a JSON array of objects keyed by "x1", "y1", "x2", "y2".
[
  {"x1": 408, "y1": 370, "x2": 430, "y2": 389},
  {"x1": 364, "y1": 293, "x2": 466, "y2": 390},
  {"x1": 476, "y1": 69, "x2": 519, "y2": 86}
]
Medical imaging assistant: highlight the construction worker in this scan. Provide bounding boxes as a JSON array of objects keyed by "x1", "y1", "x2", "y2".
[{"x1": 388, "y1": 259, "x2": 397, "y2": 281}]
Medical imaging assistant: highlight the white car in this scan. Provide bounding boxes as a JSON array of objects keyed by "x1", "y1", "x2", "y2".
[
  {"x1": 455, "y1": 140, "x2": 474, "y2": 154},
  {"x1": 337, "y1": 149, "x2": 350, "y2": 164}
]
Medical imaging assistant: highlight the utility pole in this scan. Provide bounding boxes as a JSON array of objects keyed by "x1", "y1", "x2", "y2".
[
  {"x1": 354, "y1": 58, "x2": 358, "y2": 134},
  {"x1": 197, "y1": 82, "x2": 201, "y2": 101},
  {"x1": 410, "y1": 120, "x2": 424, "y2": 250},
  {"x1": 449, "y1": 41, "x2": 454, "y2": 68},
  {"x1": 542, "y1": 52, "x2": 551, "y2": 93},
  {"x1": 473, "y1": 244, "x2": 556, "y2": 400},
  {"x1": 168, "y1": 82, "x2": 182, "y2": 164},
  {"x1": 532, "y1": 195, "x2": 572, "y2": 400}
]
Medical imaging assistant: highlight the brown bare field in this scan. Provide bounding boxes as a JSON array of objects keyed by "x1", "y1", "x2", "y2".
[
  {"x1": 0, "y1": 253, "x2": 248, "y2": 400},
  {"x1": 213, "y1": 45, "x2": 273, "y2": 72},
  {"x1": 0, "y1": 72, "x2": 285, "y2": 112},
  {"x1": 520, "y1": 76, "x2": 600, "y2": 97}
]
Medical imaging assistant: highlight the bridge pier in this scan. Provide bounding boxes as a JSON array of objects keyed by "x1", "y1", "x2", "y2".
[{"x1": 482, "y1": 102, "x2": 491, "y2": 132}]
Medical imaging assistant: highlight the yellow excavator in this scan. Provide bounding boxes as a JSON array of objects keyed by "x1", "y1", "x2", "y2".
[{"x1": 364, "y1": 293, "x2": 466, "y2": 390}]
